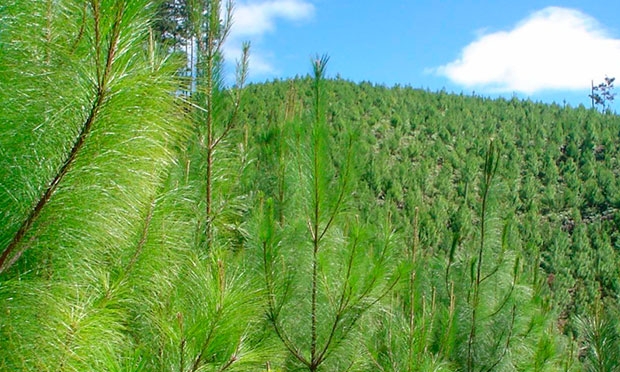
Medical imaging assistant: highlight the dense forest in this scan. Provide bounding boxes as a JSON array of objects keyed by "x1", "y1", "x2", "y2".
[{"x1": 1, "y1": 0, "x2": 620, "y2": 371}]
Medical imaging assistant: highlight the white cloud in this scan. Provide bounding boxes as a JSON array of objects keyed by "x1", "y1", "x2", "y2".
[
  {"x1": 231, "y1": 0, "x2": 314, "y2": 38},
  {"x1": 435, "y1": 7, "x2": 620, "y2": 94},
  {"x1": 224, "y1": 0, "x2": 314, "y2": 78}
]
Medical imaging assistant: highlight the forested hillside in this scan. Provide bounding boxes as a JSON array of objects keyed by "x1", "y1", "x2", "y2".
[
  {"x1": 1, "y1": 1, "x2": 620, "y2": 371},
  {"x1": 240, "y1": 77, "x2": 620, "y2": 371},
  {"x1": 243, "y1": 77, "x2": 620, "y2": 326}
]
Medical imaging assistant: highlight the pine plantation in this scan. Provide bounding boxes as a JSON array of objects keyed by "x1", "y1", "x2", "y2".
[{"x1": 1, "y1": 1, "x2": 620, "y2": 371}]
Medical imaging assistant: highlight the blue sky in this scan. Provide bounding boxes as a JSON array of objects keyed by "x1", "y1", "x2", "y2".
[{"x1": 225, "y1": 1, "x2": 620, "y2": 109}]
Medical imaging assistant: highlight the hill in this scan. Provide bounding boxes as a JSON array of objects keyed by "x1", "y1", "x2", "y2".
[
  {"x1": 240, "y1": 77, "x2": 620, "y2": 368},
  {"x1": 244, "y1": 77, "x2": 620, "y2": 315}
]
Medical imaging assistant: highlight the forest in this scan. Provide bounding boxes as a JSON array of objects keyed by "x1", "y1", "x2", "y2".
[{"x1": 1, "y1": 0, "x2": 620, "y2": 371}]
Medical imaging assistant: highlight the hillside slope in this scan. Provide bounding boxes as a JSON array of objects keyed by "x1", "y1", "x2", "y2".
[{"x1": 241, "y1": 77, "x2": 620, "y2": 366}]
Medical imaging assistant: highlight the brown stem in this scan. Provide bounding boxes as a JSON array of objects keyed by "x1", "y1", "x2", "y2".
[
  {"x1": 204, "y1": 47, "x2": 214, "y2": 249},
  {"x1": 125, "y1": 196, "x2": 157, "y2": 275},
  {"x1": 70, "y1": 3, "x2": 87, "y2": 54},
  {"x1": 178, "y1": 312, "x2": 185, "y2": 372},
  {"x1": 310, "y1": 231, "x2": 319, "y2": 370}
]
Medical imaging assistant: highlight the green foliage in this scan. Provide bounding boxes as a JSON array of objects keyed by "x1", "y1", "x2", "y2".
[
  {"x1": 0, "y1": 0, "x2": 190, "y2": 369},
  {"x1": 241, "y1": 77, "x2": 620, "y2": 370},
  {"x1": 252, "y1": 57, "x2": 399, "y2": 371},
  {"x1": 575, "y1": 300, "x2": 620, "y2": 372},
  {"x1": 3, "y1": 2, "x2": 620, "y2": 370},
  {"x1": 0, "y1": 1, "x2": 259, "y2": 371}
]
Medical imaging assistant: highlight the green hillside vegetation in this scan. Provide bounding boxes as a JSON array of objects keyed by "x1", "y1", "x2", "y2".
[
  {"x1": 1, "y1": 1, "x2": 620, "y2": 371},
  {"x1": 242, "y1": 77, "x2": 620, "y2": 371}
]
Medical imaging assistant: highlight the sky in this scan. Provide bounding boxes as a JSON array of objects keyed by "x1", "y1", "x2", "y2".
[{"x1": 224, "y1": 1, "x2": 620, "y2": 109}]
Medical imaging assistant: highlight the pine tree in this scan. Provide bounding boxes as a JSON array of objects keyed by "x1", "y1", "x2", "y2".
[
  {"x1": 182, "y1": 0, "x2": 250, "y2": 251},
  {"x1": 252, "y1": 57, "x2": 399, "y2": 371}
]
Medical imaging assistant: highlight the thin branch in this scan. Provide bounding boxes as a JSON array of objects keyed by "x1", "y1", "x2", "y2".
[
  {"x1": 211, "y1": 42, "x2": 249, "y2": 150},
  {"x1": 314, "y1": 234, "x2": 359, "y2": 366},
  {"x1": 178, "y1": 312, "x2": 185, "y2": 372},
  {"x1": 262, "y1": 241, "x2": 309, "y2": 367},
  {"x1": 317, "y1": 274, "x2": 400, "y2": 367},
  {"x1": 367, "y1": 353, "x2": 387, "y2": 372},
  {"x1": 483, "y1": 305, "x2": 516, "y2": 372},
  {"x1": 483, "y1": 258, "x2": 518, "y2": 320},
  {"x1": 318, "y1": 134, "x2": 354, "y2": 242},
  {"x1": 190, "y1": 318, "x2": 219, "y2": 371},
  {"x1": 70, "y1": 2, "x2": 87, "y2": 54},
  {"x1": 217, "y1": 343, "x2": 240, "y2": 372},
  {"x1": 125, "y1": 196, "x2": 157, "y2": 274},
  {"x1": 271, "y1": 314, "x2": 310, "y2": 368}
]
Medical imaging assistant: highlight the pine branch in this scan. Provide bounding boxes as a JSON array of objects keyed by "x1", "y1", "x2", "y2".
[
  {"x1": 483, "y1": 305, "x2": 516, "y2": 372},
  {"x1": 0, "y1": 1, "x2": 126, "y2": 274},
  {"x1": 211, "y1": 42, "x2": 250, "y2": 150},
  {"x1": 318, "y1": 134, "x2": 354, "y2": 242},
  {"x1": 262, "y1": 238, "x2": 309, "y2": 367},
  {"x1": 309, "y1": 56, "x2": 328, "y2": 370},
  {"x1": 124, "y1": 195, "x2": 157, "y2": 275},
  {"x1": 315, "y1": 233, "x2": 360, "y2": 366}
]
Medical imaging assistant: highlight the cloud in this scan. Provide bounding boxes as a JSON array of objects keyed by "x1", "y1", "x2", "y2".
[
  {"x1": 435, "y1": 7, "x2": 620, "y2": 94},
  {"x1": 224, "y1": 0, "x2": 314, "y2": 78},
  {"x1": 231, "y1": 0, "x2": 314, "y2": 38}
]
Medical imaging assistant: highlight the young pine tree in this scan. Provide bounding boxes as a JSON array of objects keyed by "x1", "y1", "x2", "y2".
[
  {"x1": 252, "y1": 57, "x2": 399, "y2": 371},
  {"x1": 128, "y1": 0, "x2": 264, "y2": 370}
]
